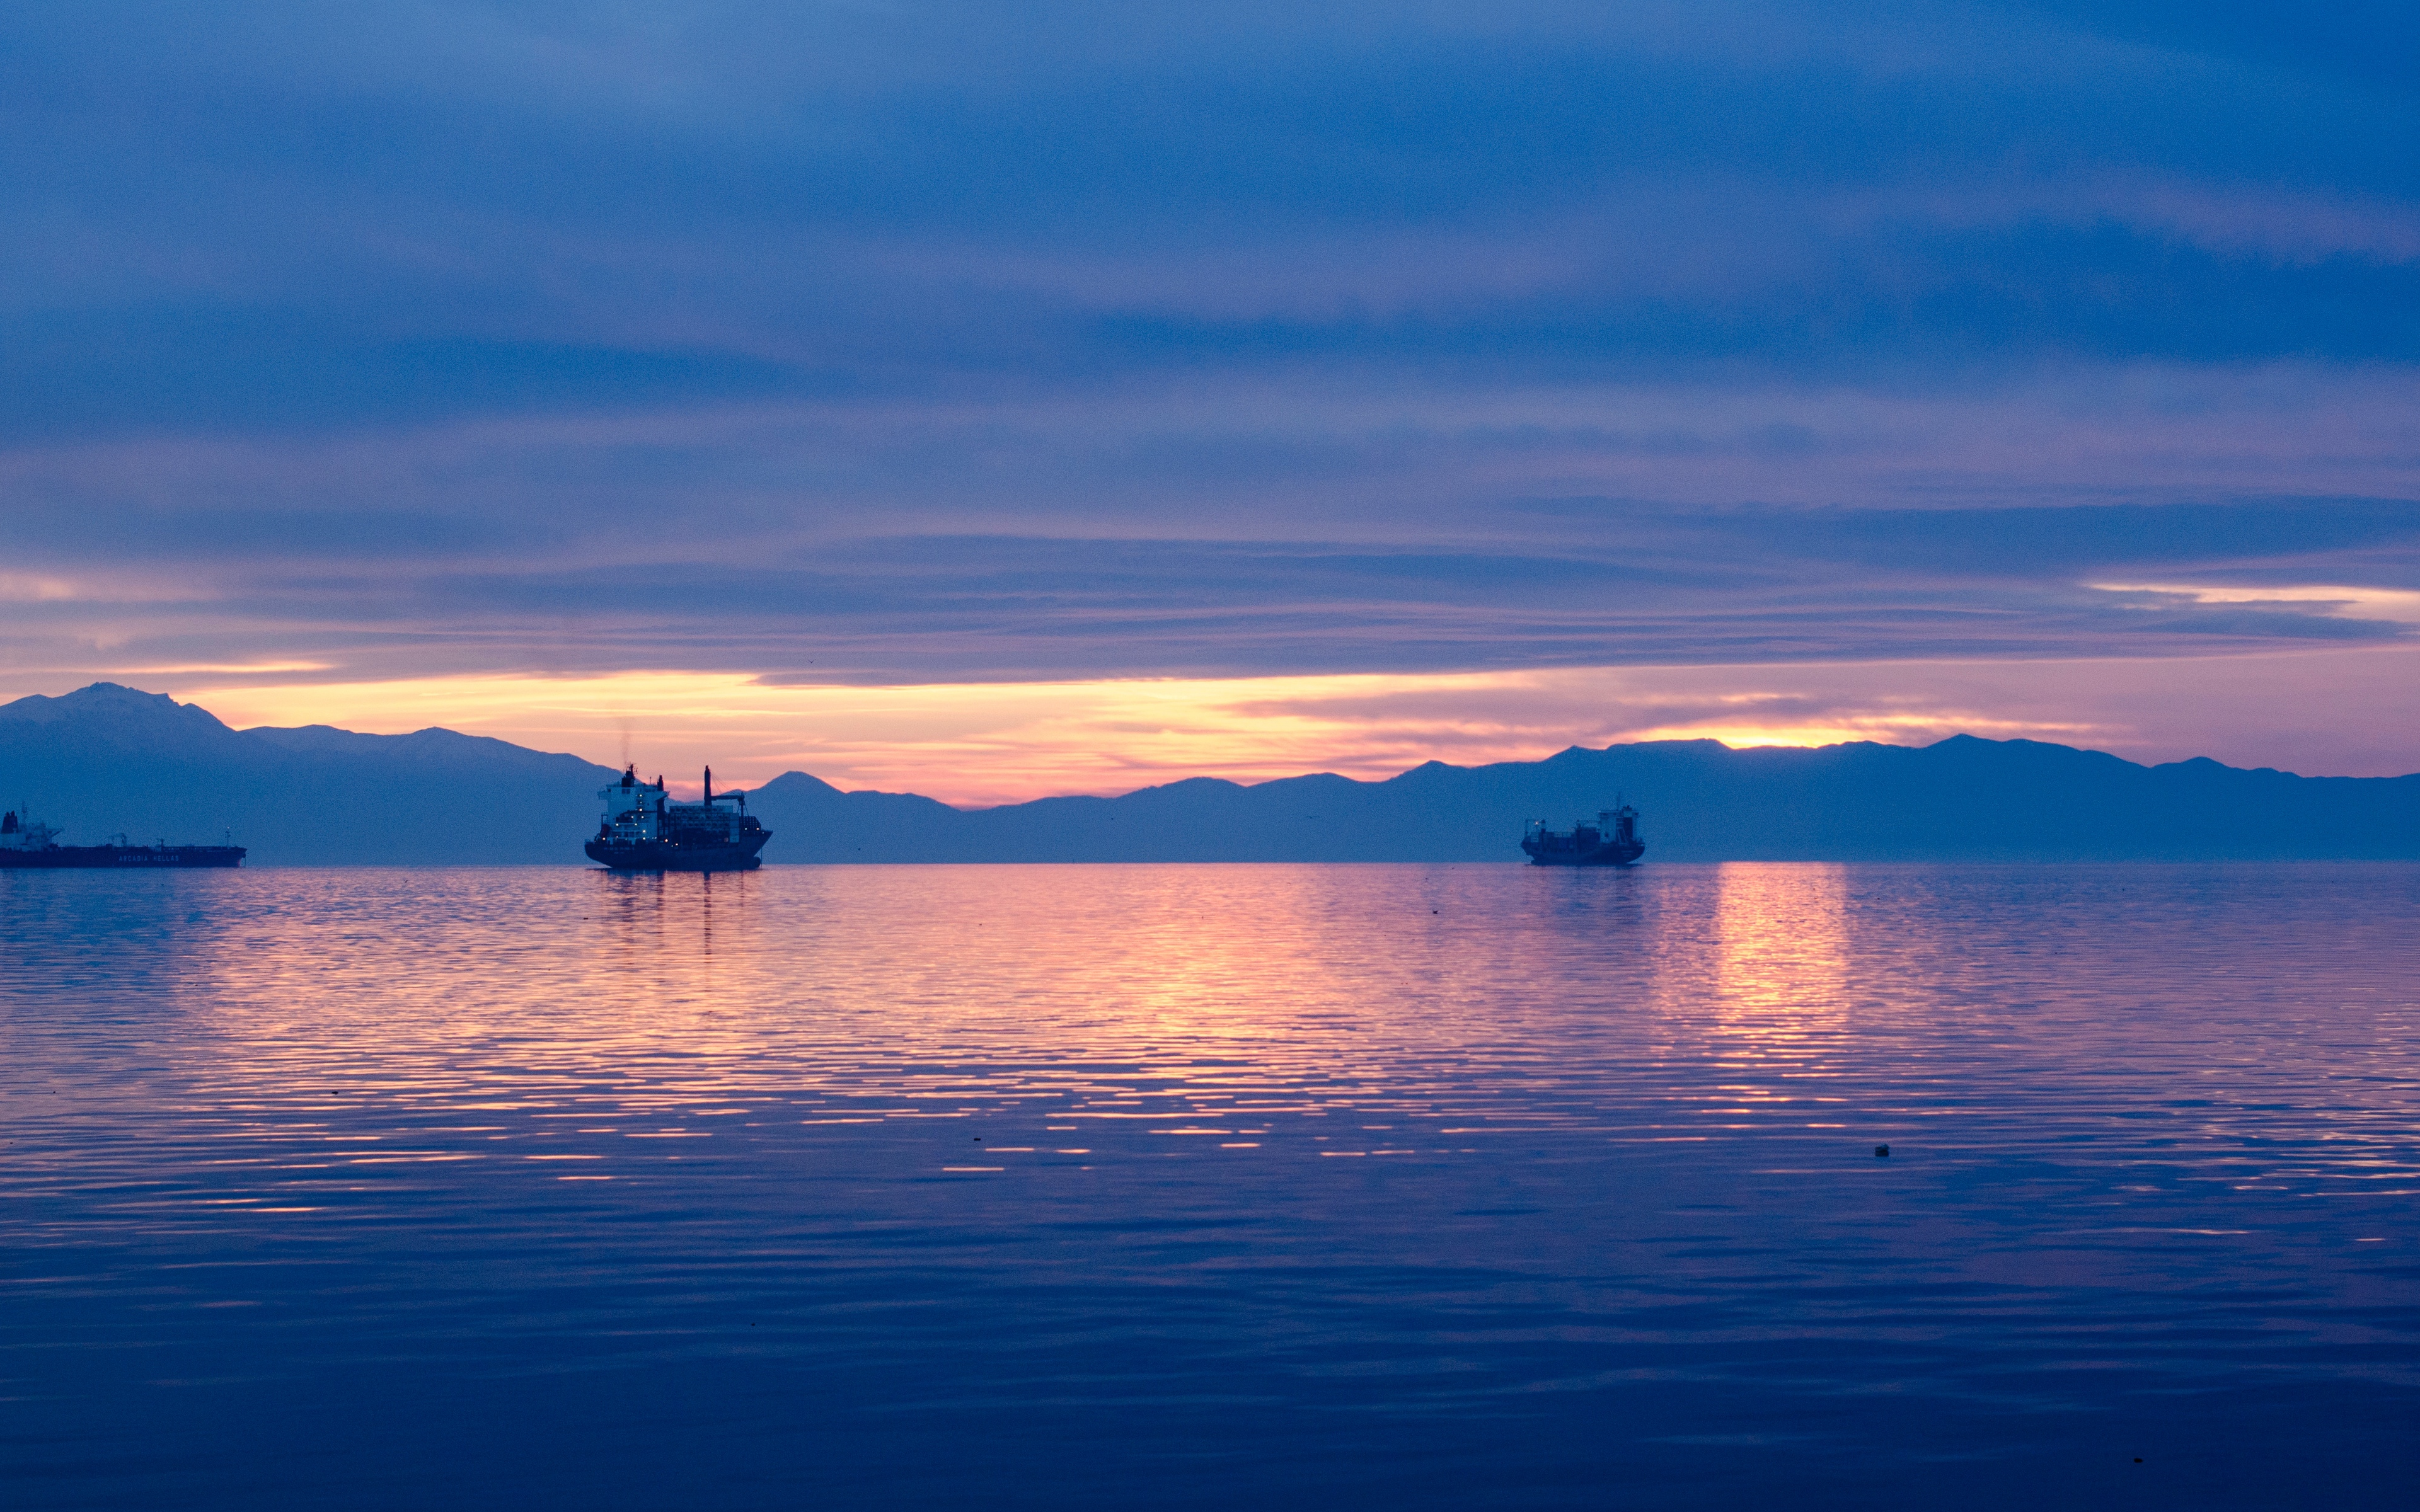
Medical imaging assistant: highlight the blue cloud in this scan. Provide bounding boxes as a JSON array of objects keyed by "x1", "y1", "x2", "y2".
[{"x1": 1, "y1": 2, "x2": 2415, "y2": 685}]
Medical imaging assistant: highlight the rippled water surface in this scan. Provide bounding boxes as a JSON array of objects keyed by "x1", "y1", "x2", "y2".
[{"x1": 6, "y1": 863, "x2": 2419, "y2": 1509}]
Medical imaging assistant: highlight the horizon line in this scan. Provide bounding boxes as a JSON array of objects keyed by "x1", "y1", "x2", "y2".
[{"x1": 9, "y1": 680, "x2": 2406, "y2": 806}]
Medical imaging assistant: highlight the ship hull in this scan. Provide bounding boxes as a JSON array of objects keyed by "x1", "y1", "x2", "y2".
[
  {"x1": 1521, "y1": 840, "x2": 1645, "y2": 868},
  {"x1": 0, "y1": 845, "x2": 245, "y2": 869},
  {"x1": 585, "y1": 837, "x2": 767, "y2": 872}
]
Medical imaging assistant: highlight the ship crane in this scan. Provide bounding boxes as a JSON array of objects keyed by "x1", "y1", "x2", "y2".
[{"x1": 701, "y1": 766, "x2": 747, "y2": 811}]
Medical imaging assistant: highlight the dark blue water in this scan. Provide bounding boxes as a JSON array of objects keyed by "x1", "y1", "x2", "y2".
[{"x1": 6, "y1": 864, "x2": 2417, "y2": 1509}]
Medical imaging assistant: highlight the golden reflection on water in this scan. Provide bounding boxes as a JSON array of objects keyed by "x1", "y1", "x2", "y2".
[
  {"x1": 1712, "y1": 862, "x2": 1851, "y2": 1027},
  {"x1": 1693, "y1": 863, "x2": 1859, "y2": 1136},
  {"x1": 6, "y1": 863, "x2": 2419, "y2": 1217}
]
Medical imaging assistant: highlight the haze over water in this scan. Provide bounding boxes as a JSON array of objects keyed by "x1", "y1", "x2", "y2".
[{"x1": 7, "y1": 863, "x2": 2419, "y2": 1509}]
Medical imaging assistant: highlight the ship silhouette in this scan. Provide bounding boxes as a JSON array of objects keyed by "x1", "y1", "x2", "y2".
[
  {"x1": 1520, "y1": 801, "x2": 1644, "y2": 866},
  {"x1": 586, "y1": 765, "x2": 770, "y2": 871},
  {"x1": 0, "y1": 806, "x2": 245, "y2": 868}
]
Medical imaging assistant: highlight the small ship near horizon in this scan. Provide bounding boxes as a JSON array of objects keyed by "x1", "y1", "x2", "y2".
[
  {"x1": 587, "y1": 765, "x2": 771, "y2": 872},
  {"x1": 1521, "y1": 802, "x2": 1645, "y2": 867},
  {"x1": 0, "y1": 808, "x2": 246, "y2": 868}
]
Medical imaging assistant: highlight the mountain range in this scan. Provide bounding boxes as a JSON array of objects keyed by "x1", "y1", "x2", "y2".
[{"x1": 4, "y1": 682, "x2": 2417, "y2": 864}]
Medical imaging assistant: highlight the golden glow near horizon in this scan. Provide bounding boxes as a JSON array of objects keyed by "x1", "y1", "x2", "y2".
[
  {"x1": 159, "y1": 665, "x2": 2079, "y2": 805},
  {"x1": 94, "y1": 641, "x2": 2417, "y2": 805}
]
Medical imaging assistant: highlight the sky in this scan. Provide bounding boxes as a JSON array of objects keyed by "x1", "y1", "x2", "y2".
[{"x1": 4, "y1": 2, "x2": 2417, "y2": 799}]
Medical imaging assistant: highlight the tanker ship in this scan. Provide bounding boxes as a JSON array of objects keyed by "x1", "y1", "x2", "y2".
[
  {"x1": 0, "y1": 808, "x2": 246, "y2": 868},
  {"x1": 1520, "y1": 801, "x2": 1645, "y2": 867},
  {"x1": 585, "y1": 765, "x2": 770, "y2": 871}
]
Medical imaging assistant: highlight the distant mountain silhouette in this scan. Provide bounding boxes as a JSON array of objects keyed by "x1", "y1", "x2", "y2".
[
  {"x1": 745, "y1": 738, "x2": 2420, "y2": 862},
  {"x1": 6, "y1": 682, "x2": 2418, "y2": 863},
  {"x1": 0, "y1": 684, "x2": 616, "y2": 864}
]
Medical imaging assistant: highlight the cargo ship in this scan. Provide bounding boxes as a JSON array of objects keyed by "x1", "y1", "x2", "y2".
[
  {"x1": 1521, "y1": 802, "x2": 1644, "y2": 867},
  {"x1": 586, "y1": 765, "x2": 770, "y2": 871},
  {"x1": 0, "y1": 808, "x2": 246, "y2": 868}
]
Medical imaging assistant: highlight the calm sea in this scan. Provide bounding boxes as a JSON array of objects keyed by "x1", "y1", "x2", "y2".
[{"x1": 5, "y1": 864, "x2": 2417, "y2": 1509}]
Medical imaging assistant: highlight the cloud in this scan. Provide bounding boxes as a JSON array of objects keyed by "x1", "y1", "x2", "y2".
[
  {"x1": 3, "y1": 362, "x2": 2416, "y2": 688},
  {"x1": 2087, "y1": 581, "x2": 2420, "y2": 625},
  {"x1": 1, "y1": 2, "x2": 2417, "y2": 777}
]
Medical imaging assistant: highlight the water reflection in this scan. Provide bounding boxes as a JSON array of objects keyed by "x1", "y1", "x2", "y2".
[
  {"x1": 5, "y1": 863, "x2": 2420, "y2": 1510},
  {"x1": 1713, "y1": 862, "x2": 1850, "y2": 1017},
  {"x1": 8, "y1": 864, "x2": 2415, "y2": 1193}
]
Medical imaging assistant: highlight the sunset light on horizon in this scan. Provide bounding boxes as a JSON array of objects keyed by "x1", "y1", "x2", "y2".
[{"x1": 69, "y1": 641, "x2": 2415, "y2": 805}]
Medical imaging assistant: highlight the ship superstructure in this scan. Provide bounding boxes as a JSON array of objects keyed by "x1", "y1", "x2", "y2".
[
  {"x1": 0, "y1": 806, "x2": 246, "y2": 868},
  {"x1": 585, "y1": 765, "x2": 770, "y2": 871},
  {"x1": 1521, "y1": 801, "x2": 1644, "y2": 867}
]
